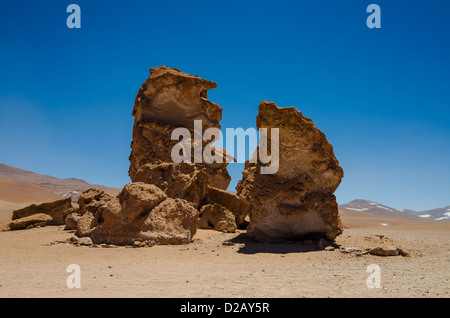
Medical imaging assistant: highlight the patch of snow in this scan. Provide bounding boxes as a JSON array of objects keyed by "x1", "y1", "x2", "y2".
[
  {"x1": 345, "y1": 207, "x2": 368, "y2": 212},
  {"x1": 434, "y1": 212, "x2": 450, "y2": 221},
  {"x1": 62, "y1": 190, "x2": 80, "y2": 198},
  {"x1": 369, "y1": 202, "x2": 377, "y2": 205},
  {"x1": 418, "y1": 214, "x2": 431, "y2": 218},
  {"x1": 376, "y1": 205, "x2": 394, "y2": 211}
]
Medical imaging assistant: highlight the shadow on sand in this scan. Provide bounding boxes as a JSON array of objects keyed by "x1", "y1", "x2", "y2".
[{"x1": 228, "y1": 233, "x2": 321, "y2": 255}]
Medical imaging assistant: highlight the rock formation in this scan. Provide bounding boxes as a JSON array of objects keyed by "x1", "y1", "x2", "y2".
[
  {"x1": 128, "y1": 66, "x2": 247, "y2": 231},
  {"x1": 8, "y1": 213, "x2": 53, "y2": 230},
  {"x1": 11, "y1": 198, "x2": 72, "y2": 226},
  {"x1": 203, "y1": 186, "x2": 249, "y2": 229},
  {"x1": 66, "y1": 183, "x2": 199, "y2": 245},
  {"x1": 6, "y1": 67, "x2": 345, "y2": 248},
  {"x1": 129, "y1": 66, "x2": 231, "y2": 184},
  {"x1": 236, "y1": 101, "x2": 344, "y2": 242},
  {"x1": 133, "y1": 161, "x2": 229, "y2": 208},
  {"x1": 198, "y1": 203, "x2": 237, "y2": 233}
]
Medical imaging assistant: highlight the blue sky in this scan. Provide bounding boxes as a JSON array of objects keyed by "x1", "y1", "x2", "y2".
[{"x1": 0, "y1": 0, "x2": 449, "y2": 211}]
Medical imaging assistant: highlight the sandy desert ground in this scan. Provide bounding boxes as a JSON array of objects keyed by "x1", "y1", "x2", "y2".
[{"x1": 0, "y1": 204, "x2": 449, "y2": 298}]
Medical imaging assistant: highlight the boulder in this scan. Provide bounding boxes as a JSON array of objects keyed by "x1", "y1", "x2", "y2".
[
  {"x1": 12, "y1": 198, "x2": 72, "y2": 225},
  {"x1": 64, "y1": 208, "x2": 81, "y2": 230},
  {"x1": 76, "y1": 211, "x2": 98, "y2": 237},
  {"x1": 135, "y1": 198, "x2": 199, "y2": 245},
  {"x1": 8, "y1": 213, "x2": 53, "y2": 230},
  {"x1": 70, "y1": 183, "x2": 199, "y2": 246},
  {"x1": 203, "y1": 187, "x2": 249, "y2": 229},
  {"x1": 133, "y1": 161, "x2": 229, "y2": 208},
  {"x1": 368, "y1": 246, "x2": 402, "y2": 257},
  {"x1": 68, "y1": 188, "x2": 115, "y2": 237},
  {"x1": 118, "y1": 182, "x2": 167, "y2": 222},
  {"x1": 198, "y1": 203, "x2": 237, "y2": 233},
  {"x1": 78, "y1": 188, "x2": 115, "y2": 215},
  {"x1": 236, "y1": 101, "x2": 344, "y2": 242}
]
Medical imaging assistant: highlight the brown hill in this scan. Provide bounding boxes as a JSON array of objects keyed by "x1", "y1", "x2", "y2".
[
  {"x1": 0, "y1": 179, "x2": 61, "y2": 205},
  {"x1": 0, "y1": 163, "x2": 122, "y2": 202}
]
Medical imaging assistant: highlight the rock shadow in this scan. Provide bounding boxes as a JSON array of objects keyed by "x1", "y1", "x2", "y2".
[{"x1": 228, "y1": 233, "x2": 320, "y2": 255}]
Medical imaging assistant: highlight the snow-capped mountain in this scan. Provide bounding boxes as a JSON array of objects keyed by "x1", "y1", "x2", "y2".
[
  {"x1": 340, "y1": 199, "x2": 450, "y2": 222},
  {"x1": 406, "y1": 206, "x2": 450, "y2": 222},
  {"x1": 339, "y1": 199, "x2": 420, "y2": 220}
]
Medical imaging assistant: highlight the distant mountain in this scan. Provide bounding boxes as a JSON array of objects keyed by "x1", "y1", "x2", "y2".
[
  {"x1": 406, "y1": 206, "x2": 450, "y2": 222},
  {"x1": 340, "y1": 199, "x2": 450, "y2": 222},
  {"x1": 340, "y1": 199, "x2": 421, "y2": 220},
  {"x1": 0, "y1": 163, "x2": 122, "y2": 203},
  {"x1": 0, "y1": 179, "x2": 61, "y2": 204}
]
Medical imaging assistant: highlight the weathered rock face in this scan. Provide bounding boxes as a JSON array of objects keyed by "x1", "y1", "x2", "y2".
[
  {"x1": 129, "y1": 66, "x2": 231, "y2": 185},
  {"x1": 8, "y1": 213, "x2": 53, "y2": 230},
  {"x1": 236, "y1": 101, "x2": 344, "y2": 242},
  {"x1": 69, "y1": 183, "x2": 199, "y2": 246},
  {"x1": 133, "y1": 161, "x2": 230, "y2": 208},
  {"x1": 127, "y1": 66, "x2": 241, "y2": 232},
  {"x1": 68, "y1": 188, "x2": 115, "y2": 237},
  {"x1": 198, "y1": 204, "x2": 237, "y2": 233},
  {"x1": 12, "y1": 198, "x2": 72, "y2": 226},
  {"x1": 203, "y1": 187, "x2": 250, "y2": 229}
]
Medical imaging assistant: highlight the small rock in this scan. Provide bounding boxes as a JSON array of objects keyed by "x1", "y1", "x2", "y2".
[
  {"x1": 368, "y1": 246, "x2": 400, "y2": 256},
  {"x1": 324, "y1": 246, "x2": 335, "y2": 251},
  {"x1": 69, "y1": 236, "x2": 93, "y2": 246}
]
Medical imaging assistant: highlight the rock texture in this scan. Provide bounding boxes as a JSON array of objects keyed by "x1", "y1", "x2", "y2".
[
  {"x1": 198, "y1": 204, "x2": 237, "y2": 233},
  {"x1": 8, "y1": 213, "x2": 53, "y2": 230},
  {"x1": 127, "y1": 66, "x2": 244, "y2": 232},
  {"x1": 236, "y1": 101, "x2": 344, "y2": 242},
  {"x1": 12, "y1": 198, "x2": 72, "y2": 226},
  {"x1": 203, "y1": 187, "x2": 249, "y2": 229},
  {"x1": 128, "y1": 66, "x2": 231, "y2": 185},
  {"x1": 68, "y1": 184, "x2": 199, "y2": 246},
  {"x1": 133, "y1": 161, "x2": 229, "y2": 208}
]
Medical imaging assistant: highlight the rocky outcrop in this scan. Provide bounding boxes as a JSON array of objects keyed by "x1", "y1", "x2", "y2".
[
  {"x1": 236, "y1": 101, "x2": 343, "y2": 242},
  {"x1": 203, "y1": 187, "x2": 249, "y2": 229},
  {"x1": 8, "y1": 213, "x2": 53, "y2": 230},
  {"x1": 12, "y1": 198, "x2": 72, "y2": 226},
  {"x1": 68, "y1": 188, "x2": 115, "y2": 237},
  {"x1": 128, "y1": 66, "x2": 231, "y2": 185},
  {"x1": 198, "y1": 204, "x2": 237, "y2": 233},
  {"x1": 127, "y1": 66, "x2": 242, "y2": 232},
  {"x1": 133, "y1": 161, "x2": 230, "y2": 208},
  {"x1": 68, "y1": 183, "x2": 199, "y2": 246}
]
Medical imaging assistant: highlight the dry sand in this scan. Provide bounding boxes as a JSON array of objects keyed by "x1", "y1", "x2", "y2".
[{"x1": 0, "y1": 207, "x2": 448, "y2": 298}]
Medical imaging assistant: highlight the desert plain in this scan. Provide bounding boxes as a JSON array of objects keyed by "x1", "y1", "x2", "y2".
[{"x1": 0, "y1": 197, "x2": 449, "y2": 298}]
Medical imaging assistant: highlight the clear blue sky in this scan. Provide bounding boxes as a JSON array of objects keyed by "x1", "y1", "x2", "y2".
[{"x1": 1, "y1": 0, "x2": 449, "y2": 211}]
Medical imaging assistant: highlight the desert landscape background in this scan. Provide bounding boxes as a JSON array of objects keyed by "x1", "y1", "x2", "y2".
[
  {"x1": 1, "y1": 1, "x2": 449, "y2": 301},
  {"x1": 0, "y1": 163, "x2": 448, "y2": 298}
]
